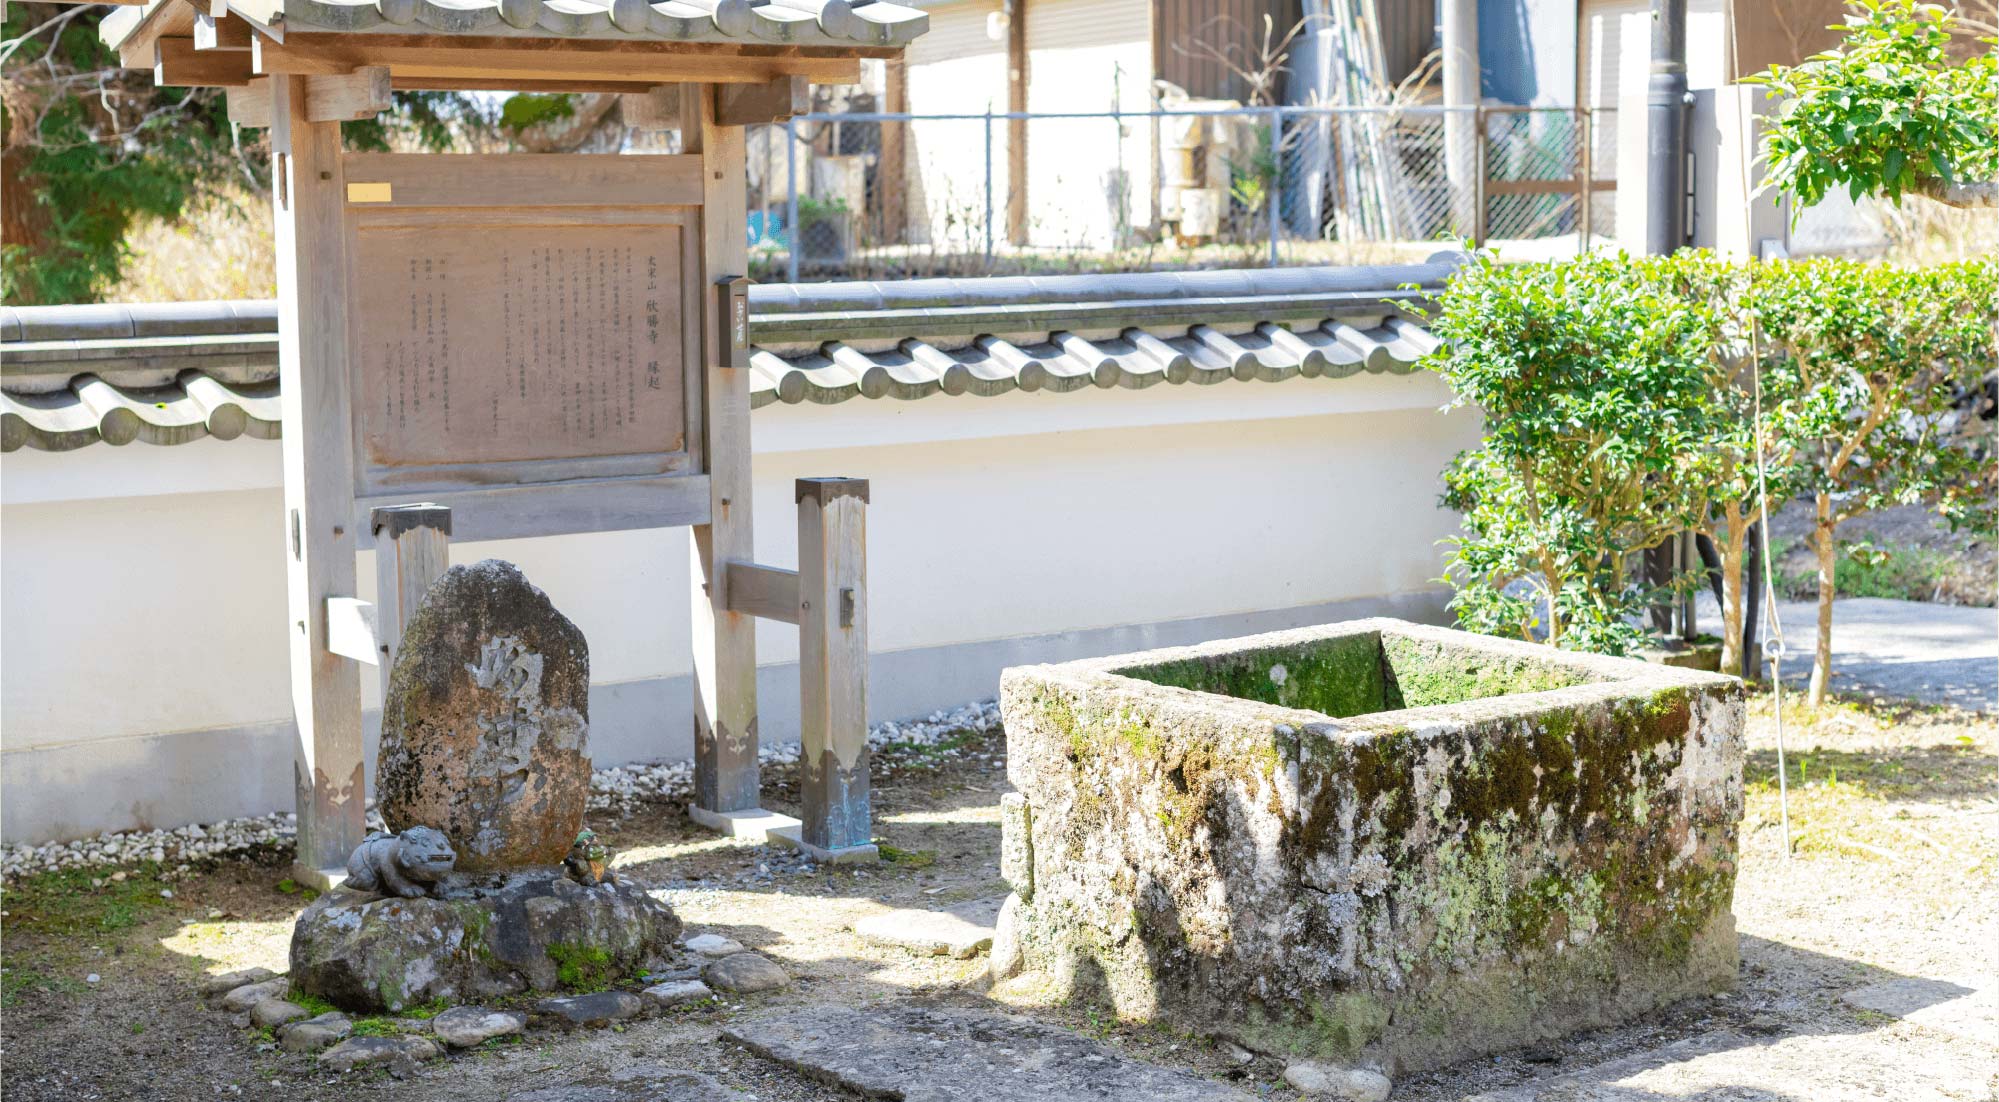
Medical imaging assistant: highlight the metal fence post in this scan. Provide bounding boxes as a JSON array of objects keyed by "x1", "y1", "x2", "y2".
[
  {"x1": 1267, "y1": 105, "x2": 1282, "y2": 268},
  {"x1": 1579, "y1": 107, "x2": 1594, "y2": 252},
  {"x1": 785, "y1": 116, "x2": 800, "y2": 284},
  {"x1": 1473, "y1": 106, "x2": 1489, "y2": 247},
  {"x1": 983, "y1": 106, "x2": 995, "y2": 269}
]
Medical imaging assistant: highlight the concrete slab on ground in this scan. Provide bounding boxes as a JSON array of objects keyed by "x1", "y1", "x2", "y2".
[
  {"x1": 1842, "y1": 975, "x2": 1997, "y2": 1048},
  {"x1": 1770, "y1": 598, "x2": 1996, "y2": 712},
  {"x1": 853, "y1": 897, "x2": 1001, "y2": 958},
  {"x1": 1467, "y1": 1023, "x2": 1998, "y2": 1102},
  {"x1": 1695, "y1": 595, "x2": 1996, "y2": 711},
  {"x1": 724, "y1": 1003, "x2": 1251, "y2": 1102}
]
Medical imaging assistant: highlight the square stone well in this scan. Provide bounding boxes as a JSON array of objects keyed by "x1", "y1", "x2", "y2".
[{"x1": 993, "y1": 618, "x2": 1744, "y2": 1074}]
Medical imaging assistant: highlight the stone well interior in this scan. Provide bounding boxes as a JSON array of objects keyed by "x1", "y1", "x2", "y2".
[{"x1": 1113, "y1": 629, "x2": 1599, "y2": 719}]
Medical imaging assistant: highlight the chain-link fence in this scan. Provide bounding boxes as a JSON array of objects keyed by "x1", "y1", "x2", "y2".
[{"x1": 747, "y1": 105, "x2": 1617, "y2": 283}]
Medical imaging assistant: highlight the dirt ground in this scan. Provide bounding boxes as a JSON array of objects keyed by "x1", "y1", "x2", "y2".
[{"x1": 3, "y1": 694, "x2": 1995, "y2": 1102}]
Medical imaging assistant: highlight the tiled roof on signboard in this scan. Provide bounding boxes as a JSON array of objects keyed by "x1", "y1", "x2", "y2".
[
  {"x1": 0, "y1": 260, "x2": 1456, "y2": 453},
  {"x1": 101, "y1": 0, "x2": 928, "y2": 52}
]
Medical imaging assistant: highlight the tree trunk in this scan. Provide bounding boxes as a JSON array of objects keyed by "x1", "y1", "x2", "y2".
[
  {"x1": 1916, "y1": 178, "x2": 1999, "y2": 208},
  {"x1": 1716, "y1": 506, "x2": 1748, "y2": 677},
  {"x1": 1808, "y1": 492, "x2": 1838, "y2": 705}
]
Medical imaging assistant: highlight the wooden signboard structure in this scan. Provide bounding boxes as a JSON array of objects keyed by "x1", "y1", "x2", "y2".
[{"x1": 98, "y1": 0, "x2": 927, "y2": 884}]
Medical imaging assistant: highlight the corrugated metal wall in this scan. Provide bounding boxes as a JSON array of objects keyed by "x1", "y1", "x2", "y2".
[
  {"x1": 901, "y1": 1, "x2": 1010, "y2": 247},
  {"x1": 1153, "y1": 0, "x2": 1301, "y2": 103},
  {"x1": 1025, "y1": 0, "x2": 1154, "y2": 247},
  {"x1": 1154, "y1": 1, "x2": 1433, "y2": 103}
]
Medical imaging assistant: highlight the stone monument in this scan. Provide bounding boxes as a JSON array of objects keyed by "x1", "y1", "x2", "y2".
[{"x1": 290, "y1": 560, "x2": 681, "y2": 1012}]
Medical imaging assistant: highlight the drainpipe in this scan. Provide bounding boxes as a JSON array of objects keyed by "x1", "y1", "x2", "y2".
[
  {"x1": 1645, "y1": 0, "x2": 1692, "y2": 637},
  {"x1": 1442, "y1": 0, "x2": 1480, "y2": 240},
  {"x1": 1645, "y1": 0, "x2": 1690, "y2": 256}
]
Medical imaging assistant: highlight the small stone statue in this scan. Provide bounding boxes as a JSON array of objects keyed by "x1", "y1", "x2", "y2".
[
  {"x1": 345, "y1": 826, "x2": 457, "y2": 899},
  {"x1": 564, "y1": 829, "x2": 610, "y2": 886}
]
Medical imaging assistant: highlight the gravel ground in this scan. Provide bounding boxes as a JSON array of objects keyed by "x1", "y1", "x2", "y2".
[{"x1": 2, "y1": 694, "x2": 1992, "y2": 1101}]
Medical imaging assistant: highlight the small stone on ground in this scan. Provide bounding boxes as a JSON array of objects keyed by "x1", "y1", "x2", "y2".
[
  {"x1": 702, "y1": 952, "x2": 789, "y2": 994},
  {"x1": 1283, "y1": 1061, "x2": 1392, "y2": 1101},
  {"x1": 318, "y1": 1035, "x2": 442, "y2": 1072},
  {"x1": 198, "y1": 967, "x2": 276, "y2": 996},
  {"x1": 853, "y1": 898, "x2": 1000, "y2": 959},
  {"x1": 682, "y1": 933, "x2": 745, "y2": 957},
  {"x1": 642, "y1": 979, "x2": 713, "y2": 1008},
  {"x1": 248, "y1": 998, "x2": 309, "y2": 1029},
  {"x1": 534, "y1": 992, "x2": 645, "y2": 1027},
  {"x1": 430, "y1": 1006, "x2": 528, "y2": 1047},
  {"x1": 278, "y1": 1012, "x2": 352, "y2": 1053},
  {"x1": 723, "y1": 1003, "x2": 1252, "y2": 1101},
  {"x1": 214, "y1": 977, "x2": 287, "y2": 1013}
]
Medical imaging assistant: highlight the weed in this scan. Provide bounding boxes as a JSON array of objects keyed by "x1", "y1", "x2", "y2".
[
  {"x1": 876, "y1": 845, "x2": 937, "y2": 869},
  {"x1": 2, "y1": 863, "x2": 172, "y2": 939}
]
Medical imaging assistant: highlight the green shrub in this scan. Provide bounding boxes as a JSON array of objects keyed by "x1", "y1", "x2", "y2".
[
  {"x1": 1426, "y1": 251, "x2": 1726, "y2": 654},
  {"x1": 1748, "y1": 0, "x2": 1998, "y2": 208}
]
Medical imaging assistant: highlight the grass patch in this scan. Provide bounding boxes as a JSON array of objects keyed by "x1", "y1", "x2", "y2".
[
  {"x1": 876, "y1": 844, "x2": 937, "y2": 868},
  {"x1": 350, "y1": 1017, "x2": 403, "y2": 1037},
  {"x1": 291, "y1": 992, "x2": 340, "y2": 1017},
  {"x1": 0, "y1": 863, "x2": 173, "y2": 939},
  {"x1": 1772, "y1": 538, "x2": 1974, "y2": 604},
  {"x1": 549, "y1": 943, "x2": 615, "y2": 992},
  {"x1": 1, "y1": 966, "x2": 86, "y2": 1010}
]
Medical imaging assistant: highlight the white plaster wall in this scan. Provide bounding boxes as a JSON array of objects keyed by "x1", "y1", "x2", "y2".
[{"x1": 1, "y1": 373, "x2": 1478, "y2": 842}]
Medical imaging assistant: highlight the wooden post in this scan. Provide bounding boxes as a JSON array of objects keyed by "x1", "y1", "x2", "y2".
[
  {"x1": 1005, "y1": 0, "x2": 1027, "y2": 247},
  {"x1": 880, "y1": 57, "x2": 907, "y2": 245},
  {"x1": 370, "y1": 503, "x2": 451, "y2": 693},
  {"x1": 795, "y1": 477, "x2": 872, "y2": 858},
  {"x1": 272, "y1": 74, "x2": 365, "y2": 888},
  {"x1": 684, "y1": 83, "x2": 764, "y2": 826}
]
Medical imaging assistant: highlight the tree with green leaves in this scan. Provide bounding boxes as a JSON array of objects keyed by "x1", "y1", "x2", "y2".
[
  {"x1": 1427, "y1": 251, "x2": 1726, "y2": 655},
  {"x1": 1749, "y1": 0, "x2": 1998, "y2": 210},
  {"x1": 1752, "y1": 256, "x2": 1998, "y2": 704},
  {"x1": 2, "y1": 2, "x2": 624, "y2": 304}
]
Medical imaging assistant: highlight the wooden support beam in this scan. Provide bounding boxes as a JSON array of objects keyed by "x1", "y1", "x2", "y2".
[
  {"x1": 271, "y1": 74, "x2": 366, "y2": 889},
  {"x1": 686, "y1": 82, "x2": 762, "y2": 820},
  {"x1": 155, "y1": 36, "x2": 253, "y2": 87},
  {"x1": 194, "y1": 12, "x2": 254, "y2": 51},
  {"x1": 369, "y1": 503, "x2": 450, "y2": 698},
  {"x1": 795, "y1": 477, "x2": 872, "y2": 857},
  {"x1": 726, "y1": 562, "x2": 800, "y2": 625},
  {"x1": 306, "y1": 66, "x2": 391, "y2": 122},
  {"x1": 619, "y1": 85, "x2": 682, "y2": 131},
  {"x1": 227, "y1": 78, "x2": 272, "y2": 127},
  {"x1": 716, "y1": 76, "x2": 808, "y2": 127},
  {"x1": 252, "y1": 33, "x2": 861, "y2": 87},
  {"x1": 326, "y1": 598, "x2": 380, "y2": 665}
]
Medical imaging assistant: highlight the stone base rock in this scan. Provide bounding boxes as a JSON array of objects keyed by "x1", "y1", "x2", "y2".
[
  {"x1": 290, "y1": 869, "x2": 681, "y2": 1013},
  {"x1": 854, "y1": 898, "x2": 999, "y2": 959}
]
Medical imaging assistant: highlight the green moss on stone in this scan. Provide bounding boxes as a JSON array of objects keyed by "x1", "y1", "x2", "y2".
[
  {"x1": 548, "y1": 942, "x2": 616, "y2": 992},
  {"x1": 1120, "y1": 634, "x2": 1386, "y2": 718}
]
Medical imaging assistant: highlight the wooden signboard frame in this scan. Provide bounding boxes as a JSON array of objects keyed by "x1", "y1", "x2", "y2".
[
  {"x1": 84, "y1": 0, "x2": 921, "y2": 886},
  {"x1": 338, "y1": 152, "x2": 711, "y2": 544},
  {"x1": 256, "y1": 76, "x2": 877, "y2": 886}
]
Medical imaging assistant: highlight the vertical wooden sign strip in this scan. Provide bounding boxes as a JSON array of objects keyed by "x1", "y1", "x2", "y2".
[
  {"x1": 796, "y1": 477, "x2": 872, "y2": 854},
  {"x1": 685, "y1": 83, "x2": 762, "y2": 817},
  {"x1": 272, "y1": 75, "x2": 366, "y2": 887}
]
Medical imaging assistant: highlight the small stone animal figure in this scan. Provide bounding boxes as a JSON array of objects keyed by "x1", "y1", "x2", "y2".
[
  {"x1": 344, "y1": 826, "x2": 457, "y2": 899},
  {"x1": 564, "y1": 828, "x2": 610, "y2": 886}
]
